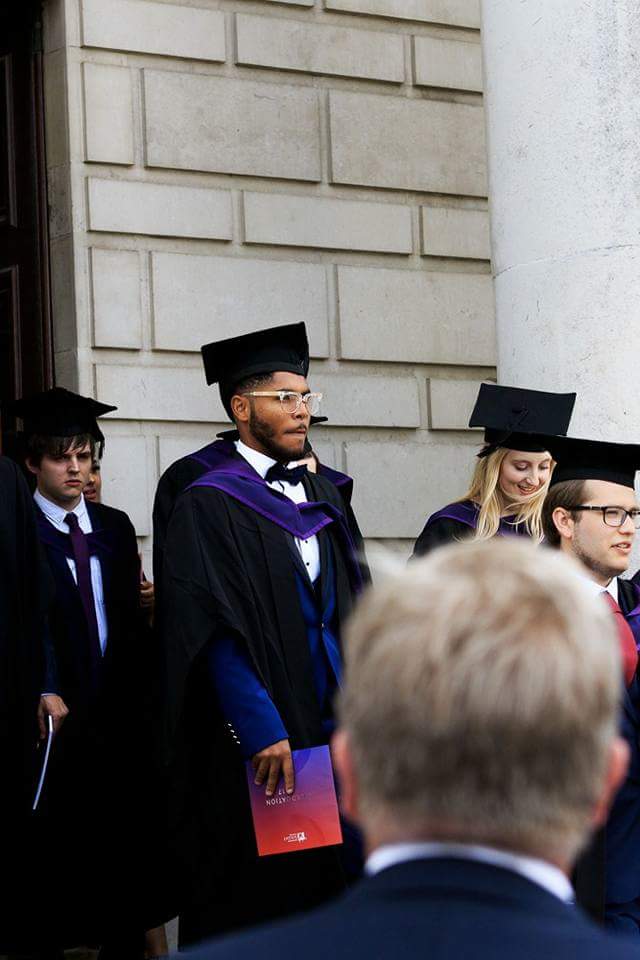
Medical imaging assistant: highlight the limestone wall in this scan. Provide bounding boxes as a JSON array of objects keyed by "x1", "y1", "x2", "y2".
[{"x1": 42, "y1": 0, "x2": 494, "y2": 568}]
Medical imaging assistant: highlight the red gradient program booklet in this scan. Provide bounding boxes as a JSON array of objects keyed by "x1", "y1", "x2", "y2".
[{"x1": 246, "y1": 745, "x2": 343, "y2": 856}]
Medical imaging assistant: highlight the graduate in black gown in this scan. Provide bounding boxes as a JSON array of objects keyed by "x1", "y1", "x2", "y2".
[
  {"x1": 0, "y1": 455, "x2": 59, "y2": 953},
  {"x1": 157, "y1": 323, "x2": 367, "y2": 946},
  {"x1": 152, "y1": 416, "x2": 363, "y2": 602},
  {"x1": 412, "y1": 384, "x2": 576, "y2": 558},
  {"x1": 9, "y1": 388, "x2": 159, "y2": 958},
  {"x1": 540, "y1": 435, "x2": 640, "y2": 934}
]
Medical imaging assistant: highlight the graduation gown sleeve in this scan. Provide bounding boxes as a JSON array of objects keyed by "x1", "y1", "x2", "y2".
[
  {"x1": 0, "y1": 458, "x2": 55, "y2": 951},
  {"x1": 412, "y1": 517, "x2": 472, "y2": 559},
  {"x1": 0, "y1": 457, "x2": 53, "y2": 788},
  {"x1": 207, "y1": 636, "x2": 288, "y2": 759},
  {"x1": 160, "y1": 485, "x2": 306, "y2": 760},
  {"x1": 152, "y1": 454, "x2": 209, "y2": 593}
]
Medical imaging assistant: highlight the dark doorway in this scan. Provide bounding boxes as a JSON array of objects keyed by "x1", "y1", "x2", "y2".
[{"x1": 0, "y1": 0, "x2": 53, "y2": 456}]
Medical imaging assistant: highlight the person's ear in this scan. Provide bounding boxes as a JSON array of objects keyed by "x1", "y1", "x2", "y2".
[
  {"x1": 230, "y1": 394, "x2": 250, "y2": 424},
  {"x1": 332, "y1": 729, "x2": 359, "y2": 824},
  {"x1": 552, "y1": 506, "x2": 575, "y2": 542},
  {"x1": 25, "y1": 457, "x2": 38, "y2": 477},
  {"x1": 592, "y1": 736, "x2": 629, "y2": 830}
]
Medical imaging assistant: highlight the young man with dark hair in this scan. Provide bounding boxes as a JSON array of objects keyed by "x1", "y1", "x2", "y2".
[
  {"x1": 152, "y1": 384, "x2": 359, "y2": 596},
  {"x1": 10, "y1": 387, "x2": 157, "y2": 958},
  {"x1": 541, "y1": 435, "x2": 640, "y2": 936},
  {"x1": 157, "y1": 323, "x2": 367, "y2": 946}
]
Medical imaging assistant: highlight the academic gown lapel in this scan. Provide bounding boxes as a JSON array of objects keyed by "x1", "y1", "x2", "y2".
[
  {"x1": 251, "y1": 509, "x2": 326, "y2": 745},
  {"x1": 304, "y1": 473, "x2": 354, "y2": 623},
  {"x1": 301, "y1": 474, "x2": 331, "y2": 597}
]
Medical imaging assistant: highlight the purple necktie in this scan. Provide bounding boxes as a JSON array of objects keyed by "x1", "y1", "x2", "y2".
[{"x1": 64, "y1": 511, "x2": 102, "y2": 681}]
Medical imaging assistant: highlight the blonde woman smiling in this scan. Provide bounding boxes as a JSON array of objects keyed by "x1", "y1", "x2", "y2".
[{"x1": 412, "y1": 384, "x2": 576, "y2": 558}]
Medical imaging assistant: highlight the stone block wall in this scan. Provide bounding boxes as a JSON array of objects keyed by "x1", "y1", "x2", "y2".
[{"x1": 42, "y1": 0, "x2": 495, "y2": 568}]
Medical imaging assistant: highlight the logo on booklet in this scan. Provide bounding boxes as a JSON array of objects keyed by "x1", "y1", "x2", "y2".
[{"x1": 284, "y1": 831, "x2": 308, "y2": 845}]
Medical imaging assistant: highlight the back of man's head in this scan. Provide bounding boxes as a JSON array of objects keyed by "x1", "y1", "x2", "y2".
[{"x1": 339, "y1": 539, "x2": 622, "y2": 866}]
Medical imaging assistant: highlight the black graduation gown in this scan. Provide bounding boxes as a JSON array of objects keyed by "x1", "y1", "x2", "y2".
[
  {"x1": 412, "y1": 516, "x2": 471, "y2": 557},
  {"x1": 33, "y1": 500, "x2": 160, "y2": 949},
  {"x1": 159, "y1": 470, "x2": 364, "y2": 942},
  {"x1": 152, "y1": 442, "x2": 366, "y2": 600},
  {"x1": 412, "y1": 501, "x2": 530, "y2": 559},
  {"x1": 0, "y1": 457, "x2": 54, "y2": 951}
]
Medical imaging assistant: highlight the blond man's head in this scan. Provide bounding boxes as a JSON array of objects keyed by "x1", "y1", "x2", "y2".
[{"x1": 337, "y1": 539, "x2": 626, "y2": 866}]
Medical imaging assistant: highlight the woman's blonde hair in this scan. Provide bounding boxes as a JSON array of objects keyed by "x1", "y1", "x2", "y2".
[{"x1": 459, "y1": 446, "x2": 551, "y2": 543}]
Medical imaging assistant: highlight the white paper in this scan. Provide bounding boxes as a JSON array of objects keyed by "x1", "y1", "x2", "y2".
[{"x1": 32, "y1": 714, "x2": 54, "y2": 811}]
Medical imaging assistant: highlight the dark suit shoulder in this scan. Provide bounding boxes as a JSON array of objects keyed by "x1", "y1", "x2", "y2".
[
  {"x1": 88, "y1": 500, "x2": 135, "y2": 533},
  {"x1": 307, "y1": 471, "x2": 345, "y2": 511},
  {"x1": 187, "y1": 860, "x2": 636, "y2": 960},
  {"x1": 158, "y1": 452, "x2": 209, "y2": 496}
]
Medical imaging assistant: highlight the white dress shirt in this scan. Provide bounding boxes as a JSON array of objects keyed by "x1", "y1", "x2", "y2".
[
  {"x1": 576, "y1": 571, "x2": 618, "y2": 604},
  {"x1": 366, "y1": 841, "x2": 574, "y2": 903},
  {"x1": 34, "y1": 489, "x2": 108, "y2": 653},
  {"x1": 235, "y1": 439, "x2": 321, "y2": 583}
]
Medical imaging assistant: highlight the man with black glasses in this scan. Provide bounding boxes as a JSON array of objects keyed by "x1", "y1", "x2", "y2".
[
  {"x1": 157, "y1": 323, "x2": 366, "y2": 947},
  {"x1": 541, "y1": 436, "x2": 640, "y2": 936}
]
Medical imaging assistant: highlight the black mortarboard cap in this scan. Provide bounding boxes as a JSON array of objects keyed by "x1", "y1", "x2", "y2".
[
  {"x1": 7, "y1": 387, "x2": 117, "y2": 455},
  {"x1": 201, "y1": 322, "x2": 309, "y2": 417},
  {"x1": 469, "y1": 383, "x2": 576, "y2": 455},
  {"x1": 545, "y1": 435, "x2": 640, "y2": 489}
]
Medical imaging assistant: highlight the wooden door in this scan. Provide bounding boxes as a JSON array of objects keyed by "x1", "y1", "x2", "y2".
[{"x1": 0, "y1": 1, "x2": 53, "y2": 456}]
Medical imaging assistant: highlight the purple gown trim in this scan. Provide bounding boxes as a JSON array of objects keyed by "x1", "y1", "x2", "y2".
[
  {"x1": 317, "y1": 464, "x2": 353, "y2": 502},
  {"x1": 185, "y1": 441, "x2": 362, "y2": 591},
  {"x1": 190, "y1": 441, "x2": 355, "y2": 503},
  {"x1": 35, "y1": 508, "x2": 114, "y2": 557},
  {"x1": 189, "y1": 439, "x2": 234, "y2": 471},
  {"x1": 426, "y1": 500, "x2": 527, "y2": 537}
]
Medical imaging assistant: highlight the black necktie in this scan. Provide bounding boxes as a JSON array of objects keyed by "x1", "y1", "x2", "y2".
[
  {"x1": 64, "y1": 512, "x2": 102, "y2": 681},
  {"x1": 265, "y1": 462, "x2": 308, "y2": 485}
]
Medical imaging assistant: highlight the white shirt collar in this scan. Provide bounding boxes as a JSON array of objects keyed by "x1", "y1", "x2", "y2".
[
  {"x1": 235, "y1": 439, "x2": 277, "y2": 480},
  {"x1": 576, "y1": 570, "x2": 618, "y2": 603},
  {"x1": 365, "y1": 842, "x2": 573, "y2": 904},
  {"x1": 34, "y1": 488, "x2": 88, "y2": 527}
]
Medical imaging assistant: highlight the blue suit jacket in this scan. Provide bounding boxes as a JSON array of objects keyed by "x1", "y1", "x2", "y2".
[{"x1": 186, "y1": 858, "x2": 637, "y2": 960}]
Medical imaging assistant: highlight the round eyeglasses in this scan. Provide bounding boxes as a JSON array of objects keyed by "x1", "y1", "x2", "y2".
[
  {"x1": 241, "y1": 390, "x2": 323, "y2": 416},
  {"x1": 572, "y1": 505, "x2": 640, "y2": 528}
]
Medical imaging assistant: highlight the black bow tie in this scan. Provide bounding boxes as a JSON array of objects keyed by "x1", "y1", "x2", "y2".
[{"x1": 265, "y1": 462, "x2": 308, "y2": 485}]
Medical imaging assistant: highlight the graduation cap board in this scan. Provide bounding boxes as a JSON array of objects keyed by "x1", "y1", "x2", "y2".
[
  {"x1": 469, "y1": 383, "x2": 576, "y2": 456},
  {"x1": 201, "y1": 322, "x2": 310, "y2": 418},
  {"x1": 545, "y1": 435, "x2": 640, "y2": 489},
  {"x1": 7, "y1": 387, "x2": 117, "y2": 455}
]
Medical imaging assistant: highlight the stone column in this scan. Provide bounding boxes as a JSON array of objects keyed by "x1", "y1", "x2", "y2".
[{"x1": 481, "y1": 0, "x2": 640, "y2": 440}]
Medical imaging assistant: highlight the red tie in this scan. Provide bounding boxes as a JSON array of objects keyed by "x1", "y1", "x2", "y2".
[{"x1": 602, "y1": 591, "x2": 638, "y2": 687}]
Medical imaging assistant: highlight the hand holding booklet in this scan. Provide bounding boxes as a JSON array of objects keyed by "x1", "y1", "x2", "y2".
[
  {"x1": 33, "y1": 714, "x2": 54, "y2": 811},
  {"x1": 246, "y1": 744, "x2": 343, "y2": 857}
]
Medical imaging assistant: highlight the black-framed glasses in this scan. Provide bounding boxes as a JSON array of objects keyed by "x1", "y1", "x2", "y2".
[
  {"x1": 241, "y1": 390, "x2": 323, "y2": 416},
  {"x1": 572, "y1": 505, "x2": 640, "y2": 529}
]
